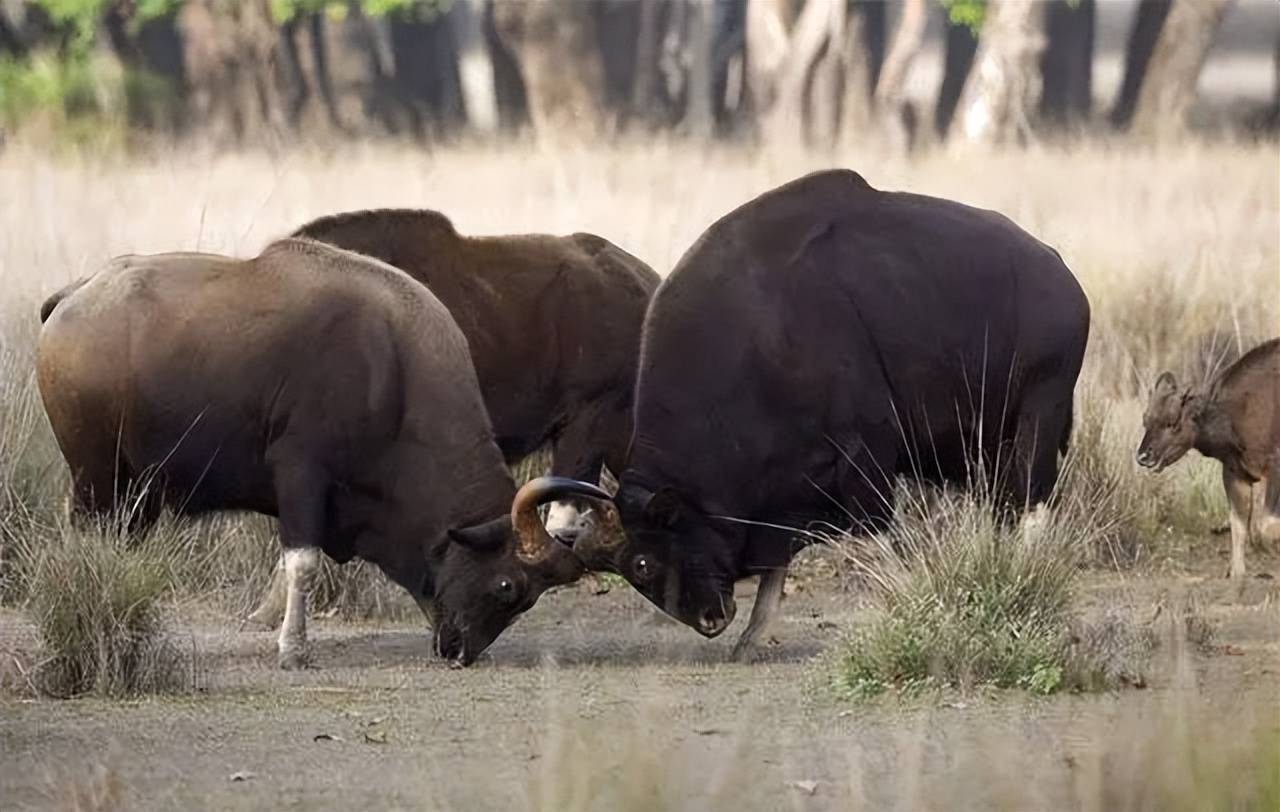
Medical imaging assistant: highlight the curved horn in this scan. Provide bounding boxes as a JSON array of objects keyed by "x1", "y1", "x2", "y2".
[{"x1": 511, "y1": 477, "x2": 613, "y2": 562}]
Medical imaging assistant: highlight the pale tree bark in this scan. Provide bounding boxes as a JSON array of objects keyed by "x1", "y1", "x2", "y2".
[
  {"x1": 1128, "y1": 0, "x2": 1235, "y2": 142},
  {"x1": 630, "y1": 0, "x2": 660, "y2": 126},
  {"x1": 492, "y1": 0, "x2": 606, "y2": 140},
  {"x1": 953, "y1": 0, "x2": 1048, "y2": 147},
  {"x1": 873, "y1": 0, "x2": 927, "y2": 152},
  {"x1": 450, "y1": 0, "x2": 497, "y2": 134},
  {"x1": 838, "y1": 2, "x2": 884, "y2": 142},
  {"x1": 748, "y1": 0, "x2": 845, "y2": 146},
  {"x1": 806, "y1": 0, "x2": 845, "y2": 146},
  {"x1": 681, "y1": 0, "x2": 717, "y2": 138}
]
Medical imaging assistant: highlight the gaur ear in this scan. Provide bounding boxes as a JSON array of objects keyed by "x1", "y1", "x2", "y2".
[
  {"x1": 644, "y1": 487, "x2": 684, "y2": 529},
  {"x1": 447, "y1": 517, "x2": 509, "y2": 552},
  {"x1": 1153, "y1": 372, "x2": 1179, "y2": 397}
]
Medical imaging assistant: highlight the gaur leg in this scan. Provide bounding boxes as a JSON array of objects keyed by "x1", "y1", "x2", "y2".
[
  {"x1": 1222, "y1": 467, "x2": 1253, "y2": 580},
  {"x1": 544, "y1": 399, "x2": 625, "y2": 542},
  {"x1": 1006, "y1": 392, "x2": 1073, "y2": 512},
  {"x1": 67, "y1": 456, "x2": 162, "y2": 537},
  {"x1": 244, "y1": 556, "x2": 288, "y2": 630},
  {"x1": 271, "y1": 460, "x2": 327, "y2": 669},
  {"x1": 730, "y1": 567, "x2": 787, "y2": 663}
]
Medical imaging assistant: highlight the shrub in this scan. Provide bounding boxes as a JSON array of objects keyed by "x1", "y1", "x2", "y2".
[
  {"x1": 14, "y1": 519, "x2": 192, "y2": 698},
  {"x1": 831, "y1": 486, "x2": 1151, "y2": 700}
]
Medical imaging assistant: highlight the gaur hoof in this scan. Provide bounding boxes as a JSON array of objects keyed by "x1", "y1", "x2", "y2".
[{"x1": 277, "y1": 647, "x2": 311, "y2": 670}]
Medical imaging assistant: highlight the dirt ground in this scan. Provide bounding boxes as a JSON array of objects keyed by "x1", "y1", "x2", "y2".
[{"x1": 2, "y1": 544, "x2": 1278, "y2": 812}]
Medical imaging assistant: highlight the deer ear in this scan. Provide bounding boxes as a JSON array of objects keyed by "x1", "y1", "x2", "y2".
[{"x1": 1153, "y1": 372, "x2": 1179, "y2": 397}]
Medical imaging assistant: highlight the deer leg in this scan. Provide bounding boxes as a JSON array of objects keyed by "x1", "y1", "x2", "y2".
[
  {"x1": 1222, "y1": 468, "x2": 1253, "y2": 580},
  {"x1": 1254, "y1": 473, "x2": 1280, "y2": 545},
  {"x1": 730, "y1": 567, "x2": 787, "y2": 663}
]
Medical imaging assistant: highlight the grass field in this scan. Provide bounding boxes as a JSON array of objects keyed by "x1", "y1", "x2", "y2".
[{"x1": 0, "y1": 138, "x2": 1277, "y2": 809}]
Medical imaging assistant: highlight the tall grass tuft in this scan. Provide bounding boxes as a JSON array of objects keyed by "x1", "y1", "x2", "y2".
[
  {"x1": 14, "y1": 518, "x2": 193, "y2": 698},
  {"x1": 831, "y1": 485, "x2": 1151, "y2": 700}
]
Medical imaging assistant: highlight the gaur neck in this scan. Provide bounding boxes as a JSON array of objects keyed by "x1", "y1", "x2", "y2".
[{"x1": 1192, "y1": 397, "x2": 1238, "y2": 461}]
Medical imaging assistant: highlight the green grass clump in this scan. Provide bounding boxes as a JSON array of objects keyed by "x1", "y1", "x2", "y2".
[{"x1": 833, "y1": 487, "x2": 1150, "y2": 701}]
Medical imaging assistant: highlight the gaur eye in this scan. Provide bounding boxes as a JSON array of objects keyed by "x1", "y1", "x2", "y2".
[
  {"x1": 493, "y1": 576, "x2": 517, "y2": 603},
  {"x1": 632, "y1": 554, "x2": 655, "y2": 581}
]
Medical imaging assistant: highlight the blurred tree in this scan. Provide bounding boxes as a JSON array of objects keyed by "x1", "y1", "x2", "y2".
[
  {"x1": 747, "y1": 0, "x2": 862, "y2": 146},
  {"x1": 873, "y1": 0, "x2": 926, "y2": 152},
  {"x1": 1110, "y1": 0, "x2": 1172, "y2": 129},
  {"x1": 837, "y1": 1, "x2": 885, "y2": 140},
  {"x1": 492, "y1": 0, "x2": 607, "y2": 139},
  {"x1": 952, "y1": 0, "x2": 1047, "y2": 146},
  {"x1": 1128, "y1": 0, "x2": 1235, "y2": 141},
  {"x1": 680, "y1": 0, "x2": 715, "y2": 137},
  {"x1": 1039, "y1": 0, "x2": 1094, "y2": 129},
  {"x1": 934, "y1": 5, "x2": 979, "y2": 139}
]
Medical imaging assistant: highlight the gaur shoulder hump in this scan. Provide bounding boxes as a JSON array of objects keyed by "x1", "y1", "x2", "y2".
[
  {"x1": 291, "y1": 208, "x2": 459, "y2": 240},
  {"x1": 39, "y1": 277, "x2": 90, "y2": 323}
]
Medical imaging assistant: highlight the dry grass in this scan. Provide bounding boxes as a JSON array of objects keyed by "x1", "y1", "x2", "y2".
[
  {"x1": 829, "y1": 481, "x2": 1156, "y2": 699},
  {"x1": 10, "y1": 518, "x2": 194, "y2": 698},
  {"x1": 0, "y1": 140, "x2": 1274, "y2": 668}
]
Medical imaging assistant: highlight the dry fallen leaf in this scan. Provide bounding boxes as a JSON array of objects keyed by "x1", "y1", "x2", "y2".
[
  {"x1": 229, "y1": 771, "x2": 256, "y2": 782},
  {"x1": 787, "y1": 780, "x2": 820, "y2": 796},
  {"x1": 313, "y1": 733, "x2": 343, "y2": 743},
  {"x1": 364, "y1": 730, "x2": 388, "y2": 744}
]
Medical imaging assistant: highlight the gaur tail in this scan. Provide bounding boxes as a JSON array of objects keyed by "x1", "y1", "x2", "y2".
[
  {"x1": 1058, "y1": 401, "x2": 1074, "y2": 457},
  {"x1": 39, "y1": 277, "x2": 89, "y2": 324}
]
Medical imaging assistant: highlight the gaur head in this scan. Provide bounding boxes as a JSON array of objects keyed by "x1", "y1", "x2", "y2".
[
  {"x1": 1136, "y1": 371, "x2": 1203, "y2": 472},
  {"x1": 571, "y1": 476, "x2": 742, "y2": 639},
  {"x1": 429, "y1": 477, "x2": 611, "y2": 665}
]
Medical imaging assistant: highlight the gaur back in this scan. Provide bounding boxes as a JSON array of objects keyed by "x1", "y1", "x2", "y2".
[
  {"x1": 37, "y1": 239, "x2": 609, "y2": 668},
  {"x1": 291, "y1": 209, "x2": 659, "y2": 540}
]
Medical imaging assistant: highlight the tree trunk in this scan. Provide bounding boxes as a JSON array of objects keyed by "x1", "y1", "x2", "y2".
[
  {"x1": 484, "y1": 0, "x2": 530, "y2": 132},
  {"x1": 1110, "y1": 0, "x2": 1173, "y2": 129},
  {"x1": 450, "y1": 0, "x2": 497, "y2": 134},
  {"x1": 806, "y1": 0, "x2": 845, "y2": 147},
  {"x1": 873, "y1": 0, "x2": 927, "y2": 152},
  {"x1": 1128, "y1": 0, "x2": 1235, "y2": 142},
  {"x1": 492, "y1": 0, "x2": 607, "y2": 140},
  {"x1": 953, "y1": 0, "x2": 1048, "y2": 147},
  {"x1": 680, "y1": 0, "x2": 716, "y2": 138},
  {"x1": 177, "y1": 0, "x2": 284, "y2": 147},
  {"x1": 934, "y1": 10, "x2": 979, "y2": 138},
  {"x1": 318, "y1": 6, "x2": 398, "y2": 136},
  {"x1": 839, "y1": 3, "x2": 873, "y2": 140},
  {"x1": 750, "y1": 0, "x2": 843, "y2": 146},
  {"x1": 630, "y1": 0, "x2": 661, "y2": 126},
  {"x1": 711, "y1": 0, "x2": 748, "y2": 131},
  {"x1": 388, "y1": 11, "x2": 466, "y2": 140},
  {"x1": 1039, "y1": 0, "x2": 1094, "y2": 129}
]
